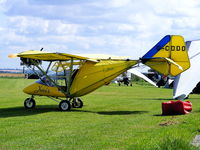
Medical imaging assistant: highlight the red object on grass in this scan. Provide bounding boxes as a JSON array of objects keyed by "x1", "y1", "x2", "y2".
[{"x1": 162, "y1": 100, "x2": 192, "y2": 115}]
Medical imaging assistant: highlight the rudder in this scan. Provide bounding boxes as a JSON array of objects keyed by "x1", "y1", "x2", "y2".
[{"x1": 141, "y1": 35, "x2": 190, "y2": 76}]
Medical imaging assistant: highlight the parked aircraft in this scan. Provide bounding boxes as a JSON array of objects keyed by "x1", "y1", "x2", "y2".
[
  {"x1": 128, "y1": 67, "x2": 158, "y2": 87},
  {"x1": 173, "y1": 40, "x2": 200, "y2": 99},
  {"x1": 114, "y1": 71, "x2": 133, "y2": 86},
  {"x1": 9, "y1": 35, "x2": 190, "y2": 111}
]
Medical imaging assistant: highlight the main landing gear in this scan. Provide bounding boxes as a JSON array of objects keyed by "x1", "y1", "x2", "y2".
[
  {"x1": 23, "y1": 96, "x2": 83, "y2": 111},
  {"x1": 59, "y1": 100, "x2": 71, "y2": 111},
  {"x1": 59, "y1": 98, "x2": 83, "y2": 111}
]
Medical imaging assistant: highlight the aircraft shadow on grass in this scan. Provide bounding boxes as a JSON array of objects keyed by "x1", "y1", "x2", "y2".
[
  {"x1": 96, "y1": 111, "x2": 148, "y2": 115},
  {"x1": 0, "y1": 105, "x2": 148, "y2": 118},
  {"x1": 0, "y1": 105, "x2": 58, "y2": 118},
  {"x1": 137, "y1": 98, "x2": 173, "y2": 101}
]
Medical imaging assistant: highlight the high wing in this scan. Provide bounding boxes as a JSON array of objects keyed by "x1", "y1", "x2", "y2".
[
  {"x1": 9, "y1": 50, "x2": 131, "y2": 61},
  {"x1": 80, "y1": 54, "x2": 130, "y2": 60},
  {"x1": 10, "y1": 50, "x2": 90, "y2": 61}
]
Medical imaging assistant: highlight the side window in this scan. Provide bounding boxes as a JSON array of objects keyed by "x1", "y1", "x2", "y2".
[
  {"x1": 36, "y1": 76, "x2": 54, "y2": 87},
  {"x1": 55, "y1": 75, "x2": 67, "y2": 87}
]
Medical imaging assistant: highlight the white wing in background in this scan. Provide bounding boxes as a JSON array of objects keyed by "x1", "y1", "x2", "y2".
[{"x1": 128, "y1": 68, "x2": 158, "y2": 87}]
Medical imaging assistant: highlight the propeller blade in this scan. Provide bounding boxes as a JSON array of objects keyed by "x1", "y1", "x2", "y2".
[{"x1": 8, "y1": 53, "x2": 18, "y2": 58}]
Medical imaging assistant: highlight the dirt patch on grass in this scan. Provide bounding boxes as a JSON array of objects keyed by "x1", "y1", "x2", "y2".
[
  {"x1": 0, "y1": 73, "x2": 24, "y2": 77},
  {"x1": 159, "y1": 120, "x2": 180, "y2": 126},
  {"x1": 159, "y1": 116, "x2": 184, "y2": 126}
]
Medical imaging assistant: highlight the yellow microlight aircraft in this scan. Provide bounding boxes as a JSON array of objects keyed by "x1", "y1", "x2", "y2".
[{"x1": 9, "y1": 35, "x2": 190, "y2": 111}]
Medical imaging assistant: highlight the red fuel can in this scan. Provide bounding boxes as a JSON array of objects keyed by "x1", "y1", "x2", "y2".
[{"x1": 162, "y1": 100, "x2": 192, "y2": 115}]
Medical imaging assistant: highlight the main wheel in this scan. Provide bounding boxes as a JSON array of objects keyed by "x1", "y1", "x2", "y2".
[
  {"x1": 59, "y1": 100, "x2": 71, "y2": 111},
  {"x1": 24, "y1": 98, "x2": 36, "y2": 109},
  {"x1": 72, "y1": 98, "x2": 83, "y2": 108}
]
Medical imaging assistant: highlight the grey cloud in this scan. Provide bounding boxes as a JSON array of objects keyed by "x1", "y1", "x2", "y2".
[{"x1": 4, "y1": 0, "x2": 134, "y2": 24}]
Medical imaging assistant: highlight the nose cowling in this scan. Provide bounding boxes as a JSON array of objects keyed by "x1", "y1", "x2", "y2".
[
  {"x1": 23, "y1": 82, "x2": 51, "y2": 96},
  {"x1": 23, "y1": 82, "x2": 66, "y2": 97},
  {"x1": 23, "y1": 83, "x2": 39, "y2": 95}
]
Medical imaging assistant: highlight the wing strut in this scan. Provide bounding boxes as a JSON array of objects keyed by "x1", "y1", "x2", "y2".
[
  {"x1": 29, "y1": 59, "x2": 68, "y2": 96},
  {"x1": 67, "y1": 58, "x2": 74, "y2": 97}
]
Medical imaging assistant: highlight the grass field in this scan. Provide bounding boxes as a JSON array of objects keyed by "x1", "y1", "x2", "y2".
[{"x1": 0, "y1": 78, "x2": 200, "y2": 150}]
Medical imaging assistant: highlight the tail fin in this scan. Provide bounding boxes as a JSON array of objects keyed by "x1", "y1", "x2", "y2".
[{"x1": 141, "y1": 35, "x2": 190, "y2": 76}]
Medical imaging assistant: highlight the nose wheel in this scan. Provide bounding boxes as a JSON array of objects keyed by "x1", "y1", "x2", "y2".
[{"x1": 24, "y1": 97, "x2": 36, "y2": 109}]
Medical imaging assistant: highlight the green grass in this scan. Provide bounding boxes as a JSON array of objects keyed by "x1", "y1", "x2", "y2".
[{"x1": 0, "y1": 78, "x2": 200, "y2": 150}]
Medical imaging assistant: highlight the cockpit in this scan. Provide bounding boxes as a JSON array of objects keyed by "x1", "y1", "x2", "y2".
[{"x1": 35, "y1": 71, "x2": 70, "y2": 87}]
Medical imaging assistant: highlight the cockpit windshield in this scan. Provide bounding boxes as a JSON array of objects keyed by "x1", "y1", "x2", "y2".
[{"x1": 36, "y1": 71, "x2": 70, "y2": 87}]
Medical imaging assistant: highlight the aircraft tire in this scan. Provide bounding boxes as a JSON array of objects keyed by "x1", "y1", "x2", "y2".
[
  {"x1": 24, "y1": 98, "x2": 36, "y2": 109},
  {"x1": 72, "y1": 98, "x2": 83, "y2": 108},
  {"x1": 59, "y1": 100, "x2": 71, "y2": 111}
]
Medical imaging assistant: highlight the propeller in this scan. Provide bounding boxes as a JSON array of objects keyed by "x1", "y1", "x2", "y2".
[
  {"x1": 8, "y1": 48, "x2": 43, "y2": 58},
  {"x1": 8, "y1": 53, "x2": 18, "y2": 58}
]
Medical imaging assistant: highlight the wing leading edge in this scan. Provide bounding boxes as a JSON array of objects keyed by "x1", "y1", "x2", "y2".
[
  {"x1": 14, "y1": 50, "x2": 90, "y2": 61},
  {"x1": 9, "y1": 50, "x2": 131, "y2": 61}
]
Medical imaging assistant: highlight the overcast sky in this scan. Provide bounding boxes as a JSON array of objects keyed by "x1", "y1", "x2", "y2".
[{"x1": 1, "y1": 0, "x2": 200, "y2": 68}]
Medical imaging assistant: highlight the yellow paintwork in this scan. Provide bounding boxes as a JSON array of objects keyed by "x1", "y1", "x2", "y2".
[
  {"x1": 23, "y1": 83, "x2": 65, "y2": 97},
  {"x1": 143, "y1": 58, "x2": 169, "y2": 75},
  {"x1": 17, "y1": 50, "x2": 90, "y2": 61},
  {"x1": 23, "y1": 60, "x2": 137, "y2": 98},
  {"x1": 170, "y1": 35, "x2": 190, "y2": 76},
  {"x1": 70, "y1": 60, "x2": 137, "y2": 97},
  {"x1": 16, "y1": 50, "x2": 131, "y2": 61},
  {"x1": 144, "y1": 35, "x2": 190, "y2": 76},
  {"x1": 80, "y1": 54, "x2": 130, "y2": 60}
]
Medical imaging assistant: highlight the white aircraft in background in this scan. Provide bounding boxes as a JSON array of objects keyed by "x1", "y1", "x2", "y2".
[
  {"x1": 113, "y1": 65, "x2": 158, "y2": 87},
  {"x1": 128, "y1": 67, "x2": 158, "y2": 87},
  {"x1": 173, "y1": 40, "x2": 200, "y2": 100}
]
